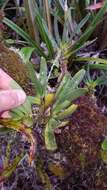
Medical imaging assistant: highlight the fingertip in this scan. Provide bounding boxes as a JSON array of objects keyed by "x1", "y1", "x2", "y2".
[
  {"x1": 0, "y1": 90, "x2": 26, "y2": 113},
  {"x1": 16, "y1": 90, "x2": 26, "y2": 105},
  {"x1": 0, "y1": 111, "x2": 11, "y2": 118},
  {"x1": 0, "y1": 69, "x2": 12, "y2": 89}
]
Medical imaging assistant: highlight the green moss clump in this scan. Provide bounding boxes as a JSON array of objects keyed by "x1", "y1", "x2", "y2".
[
  {"x1": 0, "y1": 43, "x2": 35, "y2": 95},
  {"x1": 56, "y1": 95, "x2": 107, "y2": 188}
]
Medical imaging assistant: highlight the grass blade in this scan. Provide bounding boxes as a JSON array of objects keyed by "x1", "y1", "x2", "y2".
[
  {"x1": 3, "y1": 17, "x2": 46, "y2": 58},
  {"x1": 39, "y1": 57, "x2": 48, "y2": 96},
  {"x1": 35, "y1": 14, "x2": 54, "y2": 57},
  {"x1": 69, "y1": 0, "x2": 107, "y2": 56}
]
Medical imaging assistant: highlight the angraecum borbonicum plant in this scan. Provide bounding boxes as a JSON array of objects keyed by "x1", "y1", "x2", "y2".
[
  {"x1": 20, "y1": 47, "x2": 88, "y2": 151},
  {"x1": 0, "y1": 47, "x2": 88, "y2": 182}
]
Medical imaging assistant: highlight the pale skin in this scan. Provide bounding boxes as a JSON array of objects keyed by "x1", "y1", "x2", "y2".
[{"x1": 0, "y1": 69, "x2": 26, "y2": 118}]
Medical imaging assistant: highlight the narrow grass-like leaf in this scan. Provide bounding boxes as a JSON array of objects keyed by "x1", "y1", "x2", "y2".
[
  {"x1": 58, "y1": 0, "x2": 65, "y2": 10},
  {"x1": 35, "y1": 14, "x2": 54, "y2": 57},
  {"x1": 24, "y1": 0, "x2": 40, "y2": 42},
  {"x1": 75, "y1": 13, "x2": 91, "y2": 35},
  {"x1": 69, "y1": 0, "x2": 107, "y2": 55},
  {"x1": 89, "y1": 64, "x2": 107, "y2": 70},
  {"x1": 0, "y1": 119, "x2": 36, "y2": 165},
  {"x1": 0, "y1": 155, "x2": 23, "y2": 182},
  {"x1": 3, "y1": 17, "x2": 46, "y2": 58},
  {"x1": 42, "y1": 18, "x2": 57, "y2": 48},
  {"x1": 39, "y1": 57, "x2": 48, "y2": 96},
  {"x1": 51, "y1": 0, "x2": 64, "y2": 24},
  {"x1": 94, "y1": 76, "x2": 107, "y2": 86},
  {"x1": 75, "y1": 57, "x2": 107, "y2": 64},
  {"x1": 54, "y1": 17, "x2": 61, "y2": 45}
]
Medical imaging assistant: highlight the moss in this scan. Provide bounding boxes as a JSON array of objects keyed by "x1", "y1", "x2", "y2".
[
  {"x1": 55, "y1": 95, "x2": 107, "y2": 188},
  {"x1": 0, "y1": 43, "x2": 35, "y2": 95}
]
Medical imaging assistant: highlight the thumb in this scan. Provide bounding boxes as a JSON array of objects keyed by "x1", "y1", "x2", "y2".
[{"x1": 0, "y1": 90, "x2": 26, "y2": 113}]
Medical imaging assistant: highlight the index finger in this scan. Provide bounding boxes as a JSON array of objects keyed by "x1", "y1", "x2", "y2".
[{"x1": 0, "y1": 69, "x2": 13, "y2": 90}]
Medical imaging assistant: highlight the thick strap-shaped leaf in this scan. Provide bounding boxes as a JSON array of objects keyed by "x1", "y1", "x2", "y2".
[
  {"x1": 58, "y1": 88, "x2": 88, "y2": 103},
  {"x1": 9, "y1": 78, "x2": 33, "y2": 126},
  {"x1": 56, "y1": 104, "x2": 78, "y2": 120},
  {"x1": 45, "y1": 119, "x2": 58, "y2": 150},
  {"x1": 70, "y1": 69, "x2": 86, "y2": 89}
]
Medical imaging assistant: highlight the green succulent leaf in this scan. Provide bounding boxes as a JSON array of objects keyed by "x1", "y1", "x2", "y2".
[
  {"x1": 70, "y1": 69, "x2": 86, "y2": 89},
  {"x1": 55, "y1": 73, "x2": 71, "y2": 98},
  {"x1": 10, "y1": 79, "x2": 33, "y2": 126},
  {"x1": 53, "y1": 100, "x2": 71, "y2": 114},
  {"x1": 55, "y1": 69, "x2": 86, "y2": 101},
  {"x1": 56, "y1": 104, "x2": 78, "y2": 120},
  {"x1": 45, "y1": 118, "x2": 69, "y2": 151},
  {"x1": 11, "y1": 98, "x2": 33, "y2": 126},
  {"x1": 58, "y1": 88, "x2": 87, "y2": 104},
  {"x1": 28, "y1": 96, "x2": 41, "y2": 105},
  {"x1": 102, "y1": 139, "x2": 107, "y2": 151},
  {"x1": 53, "y1": 88, "x2": 87, "y2": 114},
  {"x1": 20, "y1": 47, "x2": 35, "y2": 63},
  {"x1": 54, "y1": 70, "x2": 87, "y2": 113},
  {"x1": 45, "y1": 119, "x2": 58, "y2": 150}
]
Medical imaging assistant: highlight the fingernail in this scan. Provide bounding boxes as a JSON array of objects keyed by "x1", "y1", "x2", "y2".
[
  {"x1": 1, "y1": 111, "x2": 11, "y2": 118},
  {"x1": 16, "y1": 90, "x2": 26, "y2": 105}
]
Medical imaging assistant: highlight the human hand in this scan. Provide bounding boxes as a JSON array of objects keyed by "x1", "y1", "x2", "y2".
[{"x1": 0, "y1": 69, "x2": 26, "y2": 118}]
